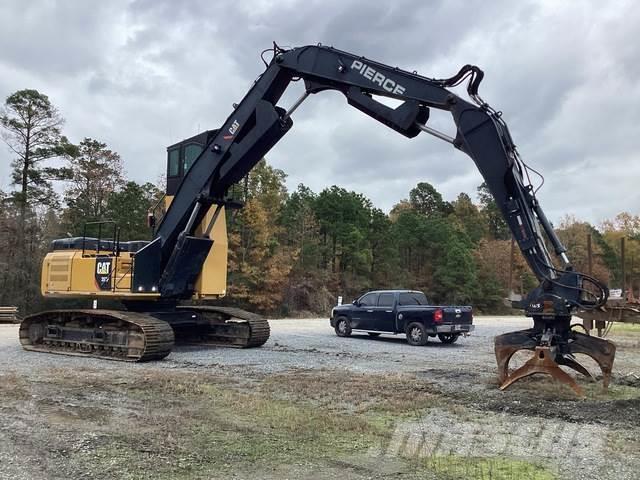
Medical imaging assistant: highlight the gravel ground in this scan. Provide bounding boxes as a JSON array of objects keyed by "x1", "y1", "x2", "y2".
[
  {"x1": 0, "y1": 316, "x2": 531, "y2": 375},
  {"x1": 0, "y1": 316, "x2": 639, "y2": 480},
  {"x1": 3, "y1": 315, "x2": 637, "y2": 380}
]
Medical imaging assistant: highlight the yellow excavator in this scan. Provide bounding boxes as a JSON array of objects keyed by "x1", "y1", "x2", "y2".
[
  {"x1": 20, "y1": 44, "x2": 615, "y2": 396},
  {"x1": 20, "y1": 128, "x2": 269, "y2": 361}
]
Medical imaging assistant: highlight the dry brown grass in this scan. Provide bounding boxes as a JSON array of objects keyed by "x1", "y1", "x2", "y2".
[
  {"x1": 0, "y1": 366, "x2": 568, "y2": 480},
  {"x1": 0, "y1": 371, "x2": 33, "y2": 400},
  {"x1": 258, "y1": 368, "x2": 439, "y2": 414}
]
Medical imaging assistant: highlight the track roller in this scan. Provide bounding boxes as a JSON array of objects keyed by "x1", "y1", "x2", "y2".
[{"x1": 19, "y1": 310, "x2": 174, "y2": 362}]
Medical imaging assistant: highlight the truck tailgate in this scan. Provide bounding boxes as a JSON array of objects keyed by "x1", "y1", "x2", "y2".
[{"x1": 440, "y1": 306, "x2": 473, "y2": 325}]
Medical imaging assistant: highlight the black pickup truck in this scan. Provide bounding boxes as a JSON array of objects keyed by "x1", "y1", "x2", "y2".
[{"x1": 330, "y1": 290, "x2": 473, "y2": 345}]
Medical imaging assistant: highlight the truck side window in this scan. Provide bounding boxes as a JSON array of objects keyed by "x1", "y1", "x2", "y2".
[
  {"x1": 359, "y1": 293, "x2": 378, "y2": 306},
  {"x1": 168, "y1": 148, "x2": 180, "y2": 177},
  {"x1": 184, "y1": 144, "x2": 203, "y2": 173},
  {"x1": 399, "y1": 293, "x2": 420, "y2": 305},
  {"x1": 378, "y1": 293, "x2": 394, "y2": 307}
]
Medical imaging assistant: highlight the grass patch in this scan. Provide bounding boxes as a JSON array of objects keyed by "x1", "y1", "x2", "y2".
[
  {"x1": 258, "y1": 369, "x2": 439, "y2": 413},
  {"x1": 607, "y1": 428, "x2": 640, "y2": 456},
  {"x1": 64, "y1": 371, "x2": 389, "y2": 479},
  {"x1": 610, "y1": 322, "x2": 640, "y2": 334},
  {"x1": 589, "y1": 383, "x2": 640, "y2": 399},
  {"x1": 78, "y1": 371, "x2": 567, "y2": 479},
  {"x1": 5, "y1": 367, "x2": 621, "y2": 479},
  {"x1": 413, "y1": 455, "x2": 556, "y2": 480}
]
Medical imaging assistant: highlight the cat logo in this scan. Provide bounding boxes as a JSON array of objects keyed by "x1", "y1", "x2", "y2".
[
  {"x1": 228, "y1": 119, "x2": 240, "y2": 135},
  {"x1": 95, "y1": 257, "x2": 113, "y2": 291},
  {"x1": 223, "y1": 119, "x2": 240, "y2": 140}
]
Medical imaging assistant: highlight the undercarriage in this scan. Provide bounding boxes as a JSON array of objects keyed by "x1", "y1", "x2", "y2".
[{"x1": 19, "y1": 306, "x2": 270, "y2": 362}]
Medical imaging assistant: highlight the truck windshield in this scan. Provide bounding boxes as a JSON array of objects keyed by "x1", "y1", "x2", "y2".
[{"x1": 398, "y1": 292, "x2": 428, "y2": 305}]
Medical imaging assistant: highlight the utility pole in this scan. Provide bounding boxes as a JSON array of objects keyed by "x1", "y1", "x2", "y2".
[
  {"x1": 587, "y1": 233, "x2": 593, "y2": 277},
  {"x1": 621, "y1": 236, "x2": 626, "y2": 298}
]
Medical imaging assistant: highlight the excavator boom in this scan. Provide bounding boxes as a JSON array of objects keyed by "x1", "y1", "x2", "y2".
[
  {"x1": 151, "y1": 44, "x2": 604, "y2": 307},
  {"x1": 147, "y1": 43, "x2": 613, "y2": 392}
]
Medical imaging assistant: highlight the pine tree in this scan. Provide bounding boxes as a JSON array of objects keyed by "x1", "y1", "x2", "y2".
[
  {"x1": 477, "y1": 182, "x2": 510, "y2": 240},
  {"x1": 105, "y1": 182, "x2": 161, "y2": 241},
  {"x1": 0, "y1": 89, "x2": 74, "y2": 312},
  {"x1": 450, "y1": 192, "x2": 487, "y2": 243},
  {"x1": 409, "y1": 182, "x2": 451, "y2": 218},
  {"x1": 0, "y1": 90, "x2": 74, "y2": 218}
]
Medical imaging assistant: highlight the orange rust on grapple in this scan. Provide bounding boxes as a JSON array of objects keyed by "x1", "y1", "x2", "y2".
[{"x1": 495, "y1": 328, "x2": 616, "y2": 395}]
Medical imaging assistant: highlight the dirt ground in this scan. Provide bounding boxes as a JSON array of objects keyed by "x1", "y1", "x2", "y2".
[{"x1": 0, "y1": 316, "x2": 639, "y2": 480}]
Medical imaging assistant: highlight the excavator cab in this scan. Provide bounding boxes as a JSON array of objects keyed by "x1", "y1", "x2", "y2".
[{"x1": 166, "y1": 130, "x2": 218, "y2": 196}]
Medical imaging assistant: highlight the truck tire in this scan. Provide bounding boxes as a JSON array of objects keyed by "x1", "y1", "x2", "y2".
[
  {"x1": 406, "y1": 322, "x2": 428, "y2": 346},
  {"x1": 334, "y1": 317, "x2": 352, "y2": 337},
  {"x1": 438, "y1": 333, "x2": 460, "y2": 344}
]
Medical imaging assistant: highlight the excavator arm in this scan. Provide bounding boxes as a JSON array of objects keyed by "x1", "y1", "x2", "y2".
[{"x1": 143, "y1": 44, "x2": 615, "y2": 393}]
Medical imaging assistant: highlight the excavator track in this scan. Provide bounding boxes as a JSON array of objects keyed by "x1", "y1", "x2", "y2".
[
  {"x1": 19, "y1": 309, "x2": 174, "y2": 362},
  {"x1": 174, "y1": 306, "x2": 270, "y2": 348}
]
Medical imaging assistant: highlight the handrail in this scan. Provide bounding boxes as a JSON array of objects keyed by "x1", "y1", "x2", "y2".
[
  {"x1": 82, "y1": 220, "x2": 120, "y2": 257},
  {"x1": 148, "y1": 193, "x2": 167, "y2": 235}
]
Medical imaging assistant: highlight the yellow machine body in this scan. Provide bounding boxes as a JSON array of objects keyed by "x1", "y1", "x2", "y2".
[{"x1": 41, "y1": 200, "x2": 228, "y2": 301}]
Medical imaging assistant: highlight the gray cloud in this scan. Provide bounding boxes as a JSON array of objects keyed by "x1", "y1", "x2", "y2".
[{"x1": 0, "y1": 0, "x2": 638, "y2": 226}]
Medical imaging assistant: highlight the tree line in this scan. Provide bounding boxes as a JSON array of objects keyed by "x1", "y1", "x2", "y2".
[
  {"x1": 227, "y1": 160, "x2": 638, "y2": 315},
  {"x1": 1, "y1": 89, "x2": 638, "y2": 316}
]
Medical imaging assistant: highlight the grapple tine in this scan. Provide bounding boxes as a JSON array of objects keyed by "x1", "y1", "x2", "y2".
[
  {"x1": 568, "y1": 332, "x2": 616, "y2": 389},
  {"x1": 498, "y1": 346, "x2": 585, "y2": 397},
  {"x1": 556, "y1": 354, "x2": 594, "y2": 381},
  {"x1": 494, "y1": 329, "x2": 537, "y2": 383}
]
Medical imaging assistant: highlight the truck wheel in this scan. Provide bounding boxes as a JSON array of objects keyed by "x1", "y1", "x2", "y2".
[
  {"x1": 334, "y1": 317, "x2": 352, "y2": 337},
  {"x1": 406, "y1": 322, "x2": 428, "y2": 346},
  {"x1": 438, "y1": 333, "x2": 460, "y2": 344}
]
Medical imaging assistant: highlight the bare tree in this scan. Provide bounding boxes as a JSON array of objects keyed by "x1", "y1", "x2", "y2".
[{"x1": 63, "y1": 138, "x2": 124, "y2": 233}]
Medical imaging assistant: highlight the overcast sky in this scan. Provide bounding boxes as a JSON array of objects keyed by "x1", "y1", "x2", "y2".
[{"x1": 0, "y1": 0, "x2": 638, "y2": 224}]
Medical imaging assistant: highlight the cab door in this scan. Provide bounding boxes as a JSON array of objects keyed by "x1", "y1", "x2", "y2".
[
  {"x1": 374, "y1": 292, "x2": 396, "y2": 332},
  {"x1": 351, "y1": 292, "x2": 379, "y2": 330}
]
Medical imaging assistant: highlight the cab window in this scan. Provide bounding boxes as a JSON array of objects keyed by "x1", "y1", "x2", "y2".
[
  {"x1": 359, "y1": 293, "x2": 378, "y2": 307},
  {"x1": 399, "y1": 292, "x2": 428, "y2": 305},
  {"x1": 378, "y1": 293, "x2": 394, "y2": 307},
  {"x1": 168, "y1": 148, "x2": 180, "y2": 177},
  {"x1": 183, "y1": 144, "x2": 203, "y2": 173}
]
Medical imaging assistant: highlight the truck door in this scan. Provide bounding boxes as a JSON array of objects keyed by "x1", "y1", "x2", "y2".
[
  {"x1": 397, "y1": 292, "x2": 424, "y2": 332},
  {"x1": 375, "y1": 292, "x2": 396, "y2": 332},
  {"x1": 353, "y1": 292, "x2": 379, "y2": 330}
]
